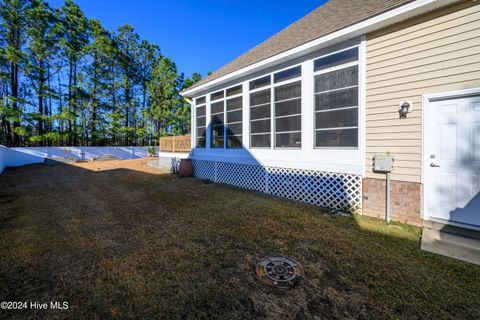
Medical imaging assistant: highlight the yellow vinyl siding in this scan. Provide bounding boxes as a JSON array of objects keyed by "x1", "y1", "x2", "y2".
[
  {"x1": 367, "y1": 71, "x2": 480, "y2": 97},
  {"x1": 368, "y1": 132, "x2": 420, "y2": 140},
  {"x1": 368, "y1": 22, "x2": 480, "y2": 61},
  {"x1": 366, "y1": 125, "x2": 421, "y2": 134},
  {"x1": 366, "y1": 78, "x2": 480, "y2": 104},
  {"x1": 367, "y1": 3, "x2": 479, "y2": 46},
  {"x1": 367, "y1": 37, "x2": 479, "y2": 72},
  {"x1": 365, "y1": 1, "x2": 480, "y2": 183},
  {"x1": 368, "y1": 51, "x2": 480, "y2": 80},
  {"x1": 366, "y1": 110, "x2": 421, "y2": 122}
]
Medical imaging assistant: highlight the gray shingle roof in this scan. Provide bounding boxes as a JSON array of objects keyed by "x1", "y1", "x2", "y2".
[{"x1": 187, "y1": 0, "x2": 413, "y2": 92}]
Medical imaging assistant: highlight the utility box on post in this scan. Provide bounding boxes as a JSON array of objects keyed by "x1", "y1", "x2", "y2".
[
  {"x1": 372, "y1": 153, "x2": 394, "y2": 224},
  {"x1": 373, "y1": 153, "x2": 394, "y2": 173}
]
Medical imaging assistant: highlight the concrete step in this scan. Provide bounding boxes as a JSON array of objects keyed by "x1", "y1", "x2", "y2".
[
  {"x1": 423, "y1": 220, "x2": 480, "y2": 238},
  {"x1": 421, "y1": 226, "x2": 480, "y2": 265}
]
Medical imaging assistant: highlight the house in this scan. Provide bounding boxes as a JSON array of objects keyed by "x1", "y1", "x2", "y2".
[{"x1": 181, "y1": 0, "x2": 480, "y2": 262}]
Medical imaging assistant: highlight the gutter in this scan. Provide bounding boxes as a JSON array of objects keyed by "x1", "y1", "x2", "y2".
[
  {"x1": 181, "y1": 0, "x2": 458, "y2": 97},
  {"x1": 184, "y1": 97, "x2": 193, "y2": 104}
]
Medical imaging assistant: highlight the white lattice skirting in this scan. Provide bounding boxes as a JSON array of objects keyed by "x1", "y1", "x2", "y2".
[{"x1": 192, "y1": 160, "x2": 362, "y2": 212}]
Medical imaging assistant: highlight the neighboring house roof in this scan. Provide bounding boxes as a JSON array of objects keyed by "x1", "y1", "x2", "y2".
[{"x1": 187, "y1": 0, "x2": 414, "y2": 92}]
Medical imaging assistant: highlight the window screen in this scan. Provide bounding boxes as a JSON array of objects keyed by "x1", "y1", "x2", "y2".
[
  {"x1": 250, "y1": 89, "x2": 271, "y2": 148},
  {"x1": 274, "y1": 66, "x2": 301, "y2": 83},
  {"x1": 211, "y1": 101, "x2": 224, "y2": 114},
  {"x1": 249, "y1": 75, "x2": 270, "y2": 90},
  {"x1": 274, "y1": 81, "x2": 301, "y2": 148},
  {"x1": 195, "y1": 98, "x2": 206, "y2": 147},
  {"x1": 226, "y1": 96, "x2": 242, "y2": 148},
  {"x1": 195, "y1": 96, "x2": 206, "y2": 105},
  {"x1": 226, "y1": 85, "x2": 242, "y2": 97},
  {"x1": 314, "y1": 64, "x2": 359, "y2": 148},
  {"x1": 210, "y1": 99, "x2": 224, "y2": 148},
  {"x1": 314, "y1": 48, "x2": 358, "y2": 71},
  {"x1": 210, "y1": 90, "x2": 224, "y2": 101},
  {"x1": 315, "y1": 66, "x2": 358, "y2": 92},
  {"x1": 211, "y1": 124, "x2": 224, "y2": 148}
]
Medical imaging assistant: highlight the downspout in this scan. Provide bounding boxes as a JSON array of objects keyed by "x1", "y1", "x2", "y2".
[{"x1": 386, "y1": 172, "x2": 391, "y2": 223}]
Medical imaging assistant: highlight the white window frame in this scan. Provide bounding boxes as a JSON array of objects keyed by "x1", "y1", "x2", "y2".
[
  {"x1": 209, "y1": 90, "x2": 225, "y2": 149},
  {"x1": 248, "y1": 64, "x2": 303, "y2": 150},
  {"x1": 209, "y1": 84, "x2": 244, "y2": 149},
  {"x1": 249, "y1": 74, "x2": 272, "y2": 149},
  {"x1": 225, "y1": 86, "x2": 244, "y2": 149},
  {"x1": 312, "y1": 45, "x2": 360, "y2": 150},
  {"x1": 194, "y1": 97, "x2": 207, "y2": 148}
]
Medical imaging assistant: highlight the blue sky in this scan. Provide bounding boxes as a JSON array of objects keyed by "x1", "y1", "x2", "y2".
[{"x1": 47, "y1": 0, "x2": 326, "y2": 79}]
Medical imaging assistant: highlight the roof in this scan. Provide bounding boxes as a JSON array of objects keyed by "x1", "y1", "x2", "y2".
[{"x1": 187, "y1": 0, "x2": 414, "y2": 92}]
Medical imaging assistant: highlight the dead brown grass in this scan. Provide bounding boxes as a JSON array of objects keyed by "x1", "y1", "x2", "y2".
[{"x1": 0, "y1": 158, "x2": 479, "y2": 319}]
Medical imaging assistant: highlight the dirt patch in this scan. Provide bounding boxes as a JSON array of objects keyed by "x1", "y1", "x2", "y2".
[{"x1": 0, "y1": 158, "x2": 479, "y2": 319}]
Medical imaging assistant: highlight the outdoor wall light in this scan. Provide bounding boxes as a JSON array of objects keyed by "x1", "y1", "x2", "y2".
[{"x1": 398, "y1": 101, "x2": 413, "y2": 119}]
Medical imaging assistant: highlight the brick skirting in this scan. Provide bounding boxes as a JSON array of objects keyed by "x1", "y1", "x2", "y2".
[{"x1": 362, "y1": 178, "x2": 422, "y2": 226}]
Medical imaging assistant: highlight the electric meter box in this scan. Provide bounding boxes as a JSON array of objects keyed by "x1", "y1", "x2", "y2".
[{"x1": 373, "y1": 153, "x2": 394, "y2": 173}]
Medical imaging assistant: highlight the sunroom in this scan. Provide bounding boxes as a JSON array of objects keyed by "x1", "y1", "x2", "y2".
[{"x1": 183, "y1": 39, "x2": 365, "y2": 212}]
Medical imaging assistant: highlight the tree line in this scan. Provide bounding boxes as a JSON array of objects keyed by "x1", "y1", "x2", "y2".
[{"x1": 0, "y1": 0, "x2": 201, "y2": 147}]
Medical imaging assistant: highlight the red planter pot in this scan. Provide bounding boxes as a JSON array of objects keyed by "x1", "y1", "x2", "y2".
[{"x1": 178, "y1": 159, "x2": 193, "y2": 177}]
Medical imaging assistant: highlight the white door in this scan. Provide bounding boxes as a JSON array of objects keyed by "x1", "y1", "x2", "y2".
[{"x1": 427, "y1": 94, "x2": 480, "y2": 228}]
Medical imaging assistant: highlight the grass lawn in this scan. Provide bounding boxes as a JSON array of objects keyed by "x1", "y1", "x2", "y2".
[{"x1": 0, "y1": 159, "x2": 479, "y2": 319}]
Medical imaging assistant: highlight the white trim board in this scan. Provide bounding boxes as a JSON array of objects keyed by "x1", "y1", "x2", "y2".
[
  {"x1": 190, "y1": 152, "x2": 363, "y2": 176},
  {"x1": 181, "y1": 0, "x2": 457, "y2": 97},
  {"x1": 421, "y1": 87, "x2": 480, "y2": 226}
]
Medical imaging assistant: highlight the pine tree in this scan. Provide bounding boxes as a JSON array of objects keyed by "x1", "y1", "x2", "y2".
[
  {"x1": 84, "y1": 19, "x2": 114, "y2": 145},
  {"x1": 147, "y1": 57, "x2": 179, "y2": 139},
  {"x1": 138, "y1": 40, "x2": 161, "y2": 144},
  {"x1": 0, "y1": 0, "x2": 193, "y2": 147},
  {"x1": 57, "y1": 0, "x2": 89, "y2": 145},
  {"x1": 173, "y1": 72, "x2": 201, "y2": 135},
  {"x1": 0, "y1": 0, "x2": 29, "y2": 146},
  {"x1": 24, "y1": 0, "x2": 59, "y2": 146},
  {"x1": 115, "y1": 24, "x2": 140, "y2": 145}
]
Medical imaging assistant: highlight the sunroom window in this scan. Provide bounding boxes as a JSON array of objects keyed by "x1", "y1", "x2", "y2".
[
  {"x1": 314, "y1": 48, "x2": 359, "y2": 148},
  {"x1": 274, "y1": 65, "x2": 301, "y2": 83},
  {"x1": 249, "y1": 66, "x2": 302, "y2": 149},
  {"x1": 249, "y1": 75, "x2": 270, "y2": 90},
  {"x1": 209, "y1": 86, "x2": 243, "y2": 149},
  {"x1": 274, "y1": 67, "x2": 302, "y2": 148},
  {"x1": 210, "y1": 97, "x2": 225, "y2": 149},
  {"x1": 226, "y1": 85, "x2": 243, "y2": 148},
  {"x1": 195, "y1": 96, "x2": 206, "y2": 148},
  {"x1": 250, "y1": 86, "x2": 271, "y2": 148}
]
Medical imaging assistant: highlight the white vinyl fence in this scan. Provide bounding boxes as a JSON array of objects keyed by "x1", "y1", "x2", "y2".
[{"x1": 0, "y1": 146, "x2": 158, "y2": 172}]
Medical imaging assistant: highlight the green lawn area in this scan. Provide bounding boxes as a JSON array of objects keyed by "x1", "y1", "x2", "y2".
[{"x1": 0, "y1": 159, "x2": 479, "y2": 319}]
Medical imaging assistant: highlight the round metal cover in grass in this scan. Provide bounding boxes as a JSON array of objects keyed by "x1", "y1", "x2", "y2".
[{"x1": 255, "y1": 256, "x2": 304, "y2": 289}]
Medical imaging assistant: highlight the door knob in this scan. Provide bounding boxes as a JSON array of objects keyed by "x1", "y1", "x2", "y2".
[{"x1": 430, "y1": 162, "x2": 440, "y2": 168}]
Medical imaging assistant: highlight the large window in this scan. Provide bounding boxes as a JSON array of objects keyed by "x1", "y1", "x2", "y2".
[
  {"x1": 314, "y1": 48, "x2": 359, "y2": 148},
  {"x1": 226, "y1": 85, "x2": 243, "y2": 148},
  {"x1": 210, "y1": 90, "x2": 225, "y2": 148},
  {"x1": 195, "y1": 96, "x2": 206, "y2": 148},
  {"x1": 249, "y1": 66, "x2": 302, "y2": 149},
  {"x1": 250, "y1": 76, "x2": 271, "y2": 148},
  {"x1": 209, "y1": 86, "x2": 243, "y2": 149},
  {"x1": 198, "y1": 46, "x2": 360, "y2": 151},
  {"x1": 274, "y1": 78, "x2": 301, "y2": 148}
]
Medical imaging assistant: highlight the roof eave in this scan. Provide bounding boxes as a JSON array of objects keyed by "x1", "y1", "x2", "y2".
[{"x1": 181, "y1": 0, "x2": 457, "y2": 97}]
